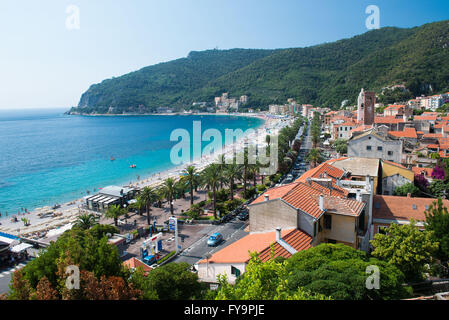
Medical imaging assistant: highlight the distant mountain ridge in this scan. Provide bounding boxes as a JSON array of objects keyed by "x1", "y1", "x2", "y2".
[{"x1": 71, "y1": 20, "x2": 449, "y2": 114}]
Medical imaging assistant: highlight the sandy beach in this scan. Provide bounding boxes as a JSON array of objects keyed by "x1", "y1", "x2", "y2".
[{"x1": 0, "y1": 113, "x2": 291, "y2": 240}]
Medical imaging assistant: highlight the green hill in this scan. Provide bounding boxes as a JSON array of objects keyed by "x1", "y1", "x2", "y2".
[{"x1": 71, "y1": 20, "x2": 449, "y2": 114}]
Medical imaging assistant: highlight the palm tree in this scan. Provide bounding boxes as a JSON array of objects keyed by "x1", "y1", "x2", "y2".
[
  {"x1": 306, "y1": 148, "x2": 323, "y2": 168},
  {"x1": 181, "y1": 165, "x2": 199, "y2": 206},
  {"x1": 104, "y1": 204, "x2": 127, "y2": 227},
  {"x1": 130, "y1": 195, "x2": 146, "y2": 216},
  {"x1": 161, "y1": 178, "x2": 176, "y2": 215},
  {"x1": 140, "y1": 186, "x2": 159, "y2": 225},
  {"x1": 223, "y1": 163, "x2": 242, "y2": 200},
  {"x1": 200, "y1": 163, "x2": 221, "y2": 219},
  {"x1": 74, "y1": 213, "x2": 97, "y2": 230}
]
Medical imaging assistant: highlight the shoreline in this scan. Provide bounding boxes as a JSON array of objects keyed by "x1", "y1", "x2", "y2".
[{"x1": 0, "y1": 114, "x2": 289, "y2": 240}]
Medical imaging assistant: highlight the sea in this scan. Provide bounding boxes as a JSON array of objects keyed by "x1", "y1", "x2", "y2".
[{"x1": 0, "y1": 109, "x2": 264, "y2": 219}]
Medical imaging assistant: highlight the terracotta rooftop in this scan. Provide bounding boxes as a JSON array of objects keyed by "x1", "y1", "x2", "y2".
[
  {"x1": 197, "y1": 228, "x2": 312, "y2": 264},
  {"x1": 388, "y1": 127, "x2": 417, "y2": 139},
  {"x1": 374, "y1": 116, "x2": 405, "y2": 124},
  {"x1": 373, "y1": 195, "x2": 449, "y2": 222},
  {"x1": 412, "y1": 167, "x2": 433, "y2": 177},
  {"x1": 423, "y1": 133, "x2": 443, "y2": 139},
  {"x1": 252, "y1": 182, "x2": 299, "y2": 204},
  {"x1": 415, "y1": 115, "x2": 438, "y2": 121},
  {"x1": 123, "y1": 257, "x2": 153, "y2": 274},
  {"x1": 296, "y1": 162, "x2": 345, "y2": 183}
]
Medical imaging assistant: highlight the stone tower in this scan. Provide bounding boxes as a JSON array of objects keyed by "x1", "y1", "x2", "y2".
[{"x1": 357, "y1": 88, "x2": 375, "y2": 125}]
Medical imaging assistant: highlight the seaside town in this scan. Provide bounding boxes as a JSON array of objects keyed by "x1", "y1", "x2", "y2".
[
  {"x1": 2, "y1": 86, "x2": 449, "y2": 301},
  {"x1": 2, "y1": 1, "x2": 449, "y2": 308}
]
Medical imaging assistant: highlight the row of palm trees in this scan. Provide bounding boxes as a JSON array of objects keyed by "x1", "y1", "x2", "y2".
[{"x1": 74, "y1": 152, "x2": 268, "y2": 229}]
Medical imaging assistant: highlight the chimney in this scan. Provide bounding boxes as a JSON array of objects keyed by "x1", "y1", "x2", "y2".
[
  {"x1": 319, "y1": 195, "x2": 324, "y2": 211},
  {"x1": 356, "y1": 189, "x2": 362, "y2": 202},
  {"x1": 275, "y1": 227, "x2": 297, "y2": 255},
  {"x1": 407, "y1": 193, "x2": 411, "y2": 198},
  {"x1": 264, "y1": 194, "x2": 270, "y2": 201},
  {"x1": 306, "y1": 177, "x2": 312, "y2": 185},
  {"x1": 276, "y1": 227, "x2": 281, "y2": 242}
]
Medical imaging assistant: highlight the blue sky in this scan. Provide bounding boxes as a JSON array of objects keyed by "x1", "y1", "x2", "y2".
[{"x1": 0, "y1": 0, "x2": 448, "y2": 109}]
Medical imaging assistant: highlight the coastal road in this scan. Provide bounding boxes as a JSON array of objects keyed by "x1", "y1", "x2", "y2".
[{"x1": 171, "y1": 218, "x2": 248, "y2": 266}]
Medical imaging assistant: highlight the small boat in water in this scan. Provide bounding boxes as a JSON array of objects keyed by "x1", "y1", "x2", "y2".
[
  {"x1": 110, "y1": 156, "x2": 115, "y2": 161},
  {"x1": 130, "y1": 164, "x2": 137, "y2": 168}
]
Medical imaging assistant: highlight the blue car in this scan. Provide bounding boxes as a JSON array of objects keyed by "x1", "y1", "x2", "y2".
[{"x1": 207, "y1": 233, "x2": 223, "y2": 246}]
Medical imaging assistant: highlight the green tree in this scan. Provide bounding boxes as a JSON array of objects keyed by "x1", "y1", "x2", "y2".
[
  {"x1": 181, "y1": 165, "x2": 199, "y2": 206},
  {"x1": 200, "y1": 164, "x2": 222, "y2": 219},
  {"x1": 130, "y1": 262, "x2": 206, "y2": 300},
  {"x1": 393, "y1": 182, "x2": 420, "y2": 197},
  {"x1": 425, "y1": 199, "x2": 449, "y2": 277},
  {"x1": 284, "y1": 243, "x2": 410, "y2": 300},
  {"x1": 104, "y1": 205, "x2": 127, "y2": 227},
  {"x1": 73, "y1": 213, "x2": 97, "y2": 230},
  {"x1": 215, "y1": 252, "x2": 330, "y2": 300},
  {"x1": 333, "y1": 139, "x2": 348, "y2": 155},
  {"x1": 306, "y1": 148, "x2": 323, "y2": 168},
  {"x1": 161, "y1": 178, "x2": 176, "y2": 215},
  {"x1": 223, "y1": 163, "x2": 243, "y2": 200},
  {"x1": 370, "y1": 220, "x2": 439, "y2": 282},
  {"x1": 140, "y1": 186, "x2": 159, "y2": 224}
]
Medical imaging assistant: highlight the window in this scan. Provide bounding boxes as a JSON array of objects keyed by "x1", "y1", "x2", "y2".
[
  {"x1": 313, "y1": 222, "x2": 317, "y2": 237},
  {"x1": 324, "y1": 215, "x2": 332, "y2": 229},
  {"x1": 231, "y1": 266, "x2": 241, "y2": 277},
  {"x1": 345, "y1": 127, "x2": 348, "y2": 131},
  {"x1": 388, "y1": 151, "x2": 394, "y2": 156},
  {"x1": 378, "y1": 226, "x2": 388, "y2": 234},
  {"x1": 377, "y1": 146, "x2": 383, "y2": 151},
  {"x1": 366, "y1": 146, "x2": 372, "y2": 151}
]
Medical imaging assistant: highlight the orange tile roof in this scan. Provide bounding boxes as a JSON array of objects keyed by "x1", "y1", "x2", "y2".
[
  {"x1": 423, "y1": 133, "x2": 443, "y2": 139},
  {"x1": 427, "y1": 144, "x2": 439, "y2": 149},
  {"x1": 415, "y1": 115, "x2": 438, "y2": 121},
  {"x1": 252, "y1": 182, "x2": 299, "y2": 204},
  {"x1": 350, "y1": 125, "x2": 372, "y2": 133},
  {"x1": 412, "y1": 167, "x2": 433, "y2": 177},
  {"x1": 296, "y1": 162, "x2": 345, "y2": 183},
  {"x1": 385, "y1": 105, "x2": 405, "y2": 110},
  {"x1": 197, "y1": 228, "x2": 312, "y2": 264},
  {"x1": 373, "y1": 195, "x2": 449, "y2": 222},
  {"x1": 123, "y1": 257, "x2": 153, "y2": 273},
  {"x1": 417, "y1": 131, "x2": 424, "y2": 135},
  {"x1": 388, "y1": 127, "x2": 417, "y2": 139},
  {"x1": 374, "y1": 116, "x2": 405, "y2": 124}
]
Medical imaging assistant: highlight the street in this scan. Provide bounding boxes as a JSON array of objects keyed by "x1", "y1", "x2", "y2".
[{"x1": 172, "y1": 218, "x2": 248, "y2": 265}]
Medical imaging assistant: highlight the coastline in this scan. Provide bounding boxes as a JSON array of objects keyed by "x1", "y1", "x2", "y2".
[{"x1": 0, "y1": 113, "x2": 288, "y2": 240}]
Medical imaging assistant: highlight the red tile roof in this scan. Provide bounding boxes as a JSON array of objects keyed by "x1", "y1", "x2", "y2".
[
  {"x1": 374, "y1": 116, "x2": 405, "y2": 124},
  {"x1": 388, "y1": 127, "x2": 417, "y2": 139},
  {"x1": 373, "y1": 195, "x2": 449, "y2": 222},
  {"x1": 296, "y1": 162, "x2": 345, "y2": 183},
  {"x1": 123, "y1": 257, "x2": 153, "y2": 274},
  {"x1": 252, "y1": 183, "x2": 299, "y2": 204},
  {"x1": 412, "y1": 167, "x2": 433, "y2": 177},
  {"x1": 415, "y1": 115, "x2": 438, "y2": 121},
  {"x1": 423, "y1": 133, "x2": 443, "y2": 139},
  {"x1": 197, "y1": 228, "x2": 312, "y2": 264}
]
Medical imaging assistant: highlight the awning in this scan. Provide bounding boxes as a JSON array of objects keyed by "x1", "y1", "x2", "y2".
[
  {"x1": 10, "y1": 243, "x2": 33, "y2": 253},
  {"x1": 0, "y1": 235, "x2": 17, "y2": 245}
]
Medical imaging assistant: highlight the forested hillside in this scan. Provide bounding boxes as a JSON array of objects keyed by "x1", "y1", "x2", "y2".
[{"x1": 70, "y1": 20, "x2": 449, "y2": 114}]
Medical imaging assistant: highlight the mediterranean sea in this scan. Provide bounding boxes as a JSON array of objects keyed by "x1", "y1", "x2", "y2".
[{"x1": 0, "y1": 109, "x2": 264, "y2": 218}]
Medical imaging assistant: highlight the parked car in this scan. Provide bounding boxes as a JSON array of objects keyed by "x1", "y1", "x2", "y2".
[
  {"x1": 237, "y1": 211, "x2": 249, "y2": 221},
  {"x1": 285, "y1": 174, "x2": 294, "y2": 182},
  {"x1": 207, "y1": 233, "x2": 224, "y2": 246}
]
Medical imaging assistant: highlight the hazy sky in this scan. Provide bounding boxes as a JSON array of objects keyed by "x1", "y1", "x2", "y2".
[{"x1": 0, "y1": 0, "x2": 448, "y2": 109}]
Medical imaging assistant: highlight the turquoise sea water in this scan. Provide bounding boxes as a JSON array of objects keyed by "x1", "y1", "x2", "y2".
[{"x1": 0, "y1": 109, "x2": 264, "y2": 218}]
